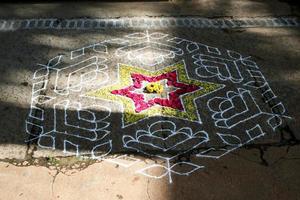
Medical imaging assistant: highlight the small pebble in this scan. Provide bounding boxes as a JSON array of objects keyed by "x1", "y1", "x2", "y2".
[{"x1": 22, "y1": 161, "x2": 29, "y2": 165}]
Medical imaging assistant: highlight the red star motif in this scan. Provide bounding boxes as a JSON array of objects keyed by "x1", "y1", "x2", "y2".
[{"x1": 111, "y1": 71, "x2": 200, "y2": 113}]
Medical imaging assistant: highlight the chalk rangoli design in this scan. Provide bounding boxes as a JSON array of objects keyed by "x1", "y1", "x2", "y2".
[
  {"x1": 87, "y1": 61, "x2": 222, "y2": 127},
  {"x1": 123, "y1": 120, "x2": 208, "y2": 183},
  {"x1": 26, "y1": 31, "x2": 292, "y2": 183}
]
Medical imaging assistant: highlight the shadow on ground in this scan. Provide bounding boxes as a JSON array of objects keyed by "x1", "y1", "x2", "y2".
[{"x1": 0, "y1": 1, "x2": 299, "y2": 199}]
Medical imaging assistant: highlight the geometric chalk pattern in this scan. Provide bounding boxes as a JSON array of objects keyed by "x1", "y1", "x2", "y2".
[
  {"x1": 86, "y1": 61, "x2": 223, "y2": 127},
  {"x1": 26, "y1": 31, "x2": 291, "y2": 183}
]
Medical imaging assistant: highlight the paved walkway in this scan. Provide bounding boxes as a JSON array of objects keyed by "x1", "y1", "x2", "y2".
[{"x1": 0, "y1": 1, "x2": 299, "y2": 200}]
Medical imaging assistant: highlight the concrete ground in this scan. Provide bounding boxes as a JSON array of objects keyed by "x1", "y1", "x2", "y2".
[{"x1": 0, "y1": 1, "x2": 299, "y2": 200}]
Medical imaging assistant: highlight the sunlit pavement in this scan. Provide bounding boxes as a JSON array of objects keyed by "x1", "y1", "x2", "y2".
[{"x1": 0, "y1": 1, "x2": 299, "y2": 200}]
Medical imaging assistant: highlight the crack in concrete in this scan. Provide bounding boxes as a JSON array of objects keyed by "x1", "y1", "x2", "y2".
[
  {"x1": 25, "y1": 144, "x2": 37, "y2": 161},
  {"x1": 1, "y1": 139, "x2": 299, "y2": 166},
  {"x1": 51, "y1": 170, "x2": 60, "y2": 198},
  {"x1": 259, "y1": 146, "x2": 269, "y2": 166},
  {"x1": 146, "y1": 179, "x2": 151, "y2": 200},
  {"x1": 240, "y1": 130, "x2": 300, "y2": 167}
]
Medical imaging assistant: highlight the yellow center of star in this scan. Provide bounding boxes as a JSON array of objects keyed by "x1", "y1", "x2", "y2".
[{"x1": 145, "y1": 82, "x2": 164, "y2": 94}]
